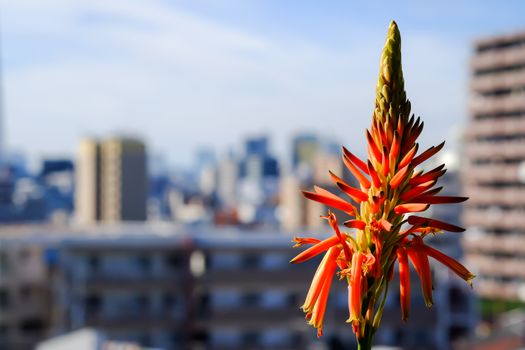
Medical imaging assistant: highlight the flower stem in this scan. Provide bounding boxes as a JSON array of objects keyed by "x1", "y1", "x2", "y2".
[{"x1": 357, "y1": 323, "x2": 374, "y2": 350}]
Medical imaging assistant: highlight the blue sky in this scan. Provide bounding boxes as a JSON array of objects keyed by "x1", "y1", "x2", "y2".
[{"x1": 2, "y1": 0, "x2": 525, "y2": 168}]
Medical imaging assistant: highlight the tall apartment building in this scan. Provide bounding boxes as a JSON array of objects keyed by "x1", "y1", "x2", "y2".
[
  {"x1": 75, "y1": 137, "x2": 147, "y2": 224},
  {"x1": 463, "y1": 29, "x2": 525, "y2": 300},
  {"x1": 75, "y1": 139, "x2": 101, "y2": 223}
]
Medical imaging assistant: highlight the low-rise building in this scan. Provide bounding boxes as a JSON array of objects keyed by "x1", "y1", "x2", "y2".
[{"x1": 0, "y1": 223, "x2": 476, "y2": 349}]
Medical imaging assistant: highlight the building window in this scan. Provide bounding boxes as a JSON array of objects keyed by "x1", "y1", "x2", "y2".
[
  {"x1": 166, "y1": 253, "x2": 184, "y2": 269},
  {"x1": 287, "y1": 292, "x2": 299, "y2": 307},
  {"x1": 163, "y1": 293, "x2": 177, "y2": 308},
  {"x1": 241, "y1": 254, "x2": 260, "y2": 268},
  {"x1": 242, "y1": 332, "x2": 259, "y2": 346},
  {"x1": 18, "y1": 248, "x2": 31, "y2": 261},
  {"x1": 18, "y1": 318, "x2": 44, "y2": 333},
  {"x1": 0, "y1": 324, "x2": 7, "y2": 343},
  {"x1": 0, "y1": 290, "x2": 8, "y2": 310},
  {"x1": 242, "y1": 292, "x2": 260, "y2": 307},
  {"x1": 136, "y1": 255, "x2": 151, "y2": 272},
  {"x1": 19, "y1": 285, "x2": 33, "y2": 300},
  {"x1": 87, "y1": 255, "x2": 100, "y2": 273},
  {"x1": 0, "y1": 252, "x2": 7, "y2": 273},
  {"x1": 135, "y1": 294, "x2": 149, "y2": 312},
  {"x1": 86, "y1": 294, "x2": 101, "y2": 314}
]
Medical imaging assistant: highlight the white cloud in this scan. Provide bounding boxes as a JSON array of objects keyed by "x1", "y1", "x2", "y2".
[{"x1": 2, "y1": 0, "x2": 467, "y2": 167}]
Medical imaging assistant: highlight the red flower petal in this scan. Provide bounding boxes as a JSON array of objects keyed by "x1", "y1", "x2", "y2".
[
  {"x1": 290, "y1": 235, "x2": 341, "y2": 264},
  {"x1": 342, "y1": 146, "x2": 369, "y2": 174},
  {"x1": 406, "y1": 244, "x2": 433, "y2": 308},
  {"x1": 410, "y1": 196, "x2": 469, "y2": 204},
  {"x1": 400, "y1": 180, "x2": 436, "y2": 201},
  {"x1": 398, "y1": 143, "x2": 418, "y2": 169},
  {"x1": 394, "y1": 203, "x2": 429, "y2": 214},
  {"x1": 407, "y1": 215, "x2": 465, "y2": 232},
  {"x1": 390, "y1": 164, "x2": 410, "y2": 189},
  {"x1": 367, "y1": 160, "x2": 382, "y2": 188},
  {"x1": 419, "y1": 244, "x2": 475, "y2": 286},
  {"x1": 343, "y1": 219, "x2": 367, "y2": 230},
  {"x1": 302, "y1": 187, "x2": 357, "y2": 215},
  {"x1": 409, "y1": 164, "x2": 446, "y2": 186},
  {"x1": 328, "y1": 171, "x2": 369, "y2": 203},
  {"x1": 382, "y1": 146, "x2": 390, "y2": 176},
  {"x1": 412, "y1": 141, "x2": 445, "y2": 167},
  {"x1": 389, "y1": 131, "x2": 400, "y2": 160},
  {"x1": 343, "y1": 155, "x2": 371, "y2": 189},
  {"x1": 397, "y1": 247, "x2": 411, "y2": 321},
  {"x1": 366, "y1": 129, "x2": 383, "y2": 163}
]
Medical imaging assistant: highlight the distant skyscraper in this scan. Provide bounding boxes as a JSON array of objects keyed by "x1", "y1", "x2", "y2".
[
  {"x1": 280, "y1": 137, "x2": 345, "y2": 232},
  {"x1": 245, "y1": 135, "x2": 268, "y2": 157},
  {"x1": 217, "y1": 151, "x2": 239, "y2": 208},
  {"x1": 237, "y1": 135, "x2": 280, "y2": 226},
  {"x1": 463, "y1": 28, "x2": 525, "y2": 300},
  {"x1": 292, "y1": 134, "x2": 319, "y2": 170},
  {"x1": 76, "y1": 137, "x2": 147, "y2": 224},
  {"x1": 75, "y1": 139, "x2": 101, "y2": 223},
  {"x1": 280, "y1": 173, "x2": 323, "y2": 232}
]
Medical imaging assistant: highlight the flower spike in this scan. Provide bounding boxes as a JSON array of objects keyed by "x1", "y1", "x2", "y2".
[{"x1": 290, "y1": 21, "x2": 473, "y2": 343}]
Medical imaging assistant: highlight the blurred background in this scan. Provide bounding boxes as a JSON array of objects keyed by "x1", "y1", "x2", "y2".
[{"x1": 0, "y1": 1, "x2": 524, "y2": 349}]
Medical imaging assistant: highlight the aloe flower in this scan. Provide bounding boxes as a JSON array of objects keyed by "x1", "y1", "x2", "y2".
[{"x1": 290, "y1": 21, "x2": 474, "y2": 349}]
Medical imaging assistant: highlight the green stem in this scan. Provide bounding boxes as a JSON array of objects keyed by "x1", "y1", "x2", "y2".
[
  {"x1": 357, "y1": 323, "x2": 374, "y2": 350},
  {"x1": 372, "y1": 278, "x2": 390, "y2": 329}
]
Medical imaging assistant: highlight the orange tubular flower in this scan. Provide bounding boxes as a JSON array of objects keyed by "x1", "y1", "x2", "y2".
[
  {"x1": 289, "y1": 21, "x2": 474, "y2": 349},
  {"x1": 348, "y1": 252, "x2": 366, "y2": 329},
  {"x1": 418, "y1": 240, "x2": 476, "y2": 285},
  {"x1": 292, "y1": 236, "x2": 321, "y2": 248},
  {"x1": 406, "y1": 241, "x2": 433, "y2": 308},
  {"x1": 397, "y1": 247, "x2": 410, "y2": 321},
  {"x1": 290, "y1": 235, "x2": 341, "y2": 264},
  {"x1": 301, "y1": 246, "x2": 341, "y2": 334}
]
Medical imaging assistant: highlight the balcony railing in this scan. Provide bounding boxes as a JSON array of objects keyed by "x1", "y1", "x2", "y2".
[
  {"x1": 471, "y1": 46, "x2": 525, "y2": 72},
  {"x1": 464, "y1": 140, "x2": 525, "y2": 160},
  {"x1": 471, "y1": 70, "x2": 525, "y2": 93},
  {"x1": 462, "y1": 163, "x2": 519, "y2": 184},
  {"x1": 464, "y1": 186, "x2": 525, "y2": 206},
  {"x1": 463, "y1": 208, "x2": 525, "y2": 229},
  {"x1": 465, "y1": 117, "x2": 525, "y2": 139},
  {"x1": 470, "y1": 93, "x2": 525, "y2": 115}
]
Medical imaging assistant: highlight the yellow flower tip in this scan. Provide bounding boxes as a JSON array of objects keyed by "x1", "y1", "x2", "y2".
[
  {"x1": 388, "y1": 20, "x2": 399, "y2": 37},
  {"x1": 467, "y1": 274, "x2": 476, "y2": 287},
  {"x1": 345, "y1": 315, "x2": 361, "y2": 325}
]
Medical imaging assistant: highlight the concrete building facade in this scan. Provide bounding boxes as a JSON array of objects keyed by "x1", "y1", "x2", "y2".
[
  {"x1": 0, "y1": 232, "x2": 53, "y2": 349},
  {"x1": 463, "y1": 28, "x2": 525, "y2": 300},
  {"x1": 0, "y1": 225, "x2": 476, "y2": 350},
  {"x1": 75, "y1": 137, "x2": 147, "y2": 224}
]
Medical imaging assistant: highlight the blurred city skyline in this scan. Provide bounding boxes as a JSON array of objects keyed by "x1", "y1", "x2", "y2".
[
  {"x1": 0, "y1": 5, "x2": 524, "y2": 348},
  {"x1": 3, "y1": 0, "x2": 525, "y2": 168}
]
